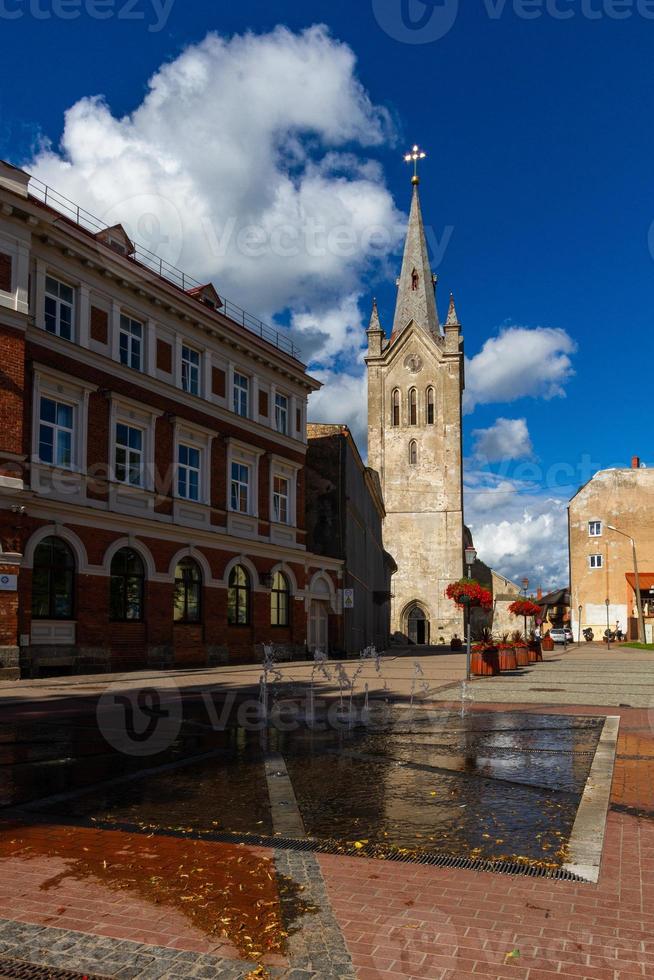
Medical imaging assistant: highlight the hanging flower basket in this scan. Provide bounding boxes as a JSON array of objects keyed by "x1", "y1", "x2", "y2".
[
  {"x1": 508, "y1": 599, "x2": 542, "y2": 618},
  {"x1": 445, "y1": 579, "x2": 493, "y2": 611}
]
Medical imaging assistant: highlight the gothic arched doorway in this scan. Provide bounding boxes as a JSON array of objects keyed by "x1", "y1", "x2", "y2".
[{"x1": 407, "y1": 605, "x2": 430, "y2": 645}]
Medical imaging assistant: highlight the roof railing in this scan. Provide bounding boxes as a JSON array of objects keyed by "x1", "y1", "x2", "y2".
[{"x1": 27, "y1": 175, "x2": 301, "y2": 360}]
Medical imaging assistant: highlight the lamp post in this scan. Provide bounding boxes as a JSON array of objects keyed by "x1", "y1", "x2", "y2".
[
  {"x1": 606, "y1": 525, "x2": 646, "y2": 644},
  {"x1": 578, "y1": 604, "x2": 582, "y2": 645},
  {"x1": 464, "y1": 545, "x2": 477, "y2": 682},
  {"x1": 605, "y1": 598, "x2": 611, "y2": 649}
]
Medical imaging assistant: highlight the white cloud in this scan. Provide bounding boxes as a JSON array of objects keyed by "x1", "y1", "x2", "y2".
[
  {"x1": 308, "y1": 366, "x2": 367, "y2": 452},
  {"x1": 465, "y1": 486, "x2": 569, "y2": 591},
  {"x1": 464, "y1": 326, "x2": 577, "y2": 414},
  {"x1": 471, "y1": 417, "x2": 533, "y2": 463},
  {"x1": 290, "y1": 292, "x2": 365, "y2": 367},
  {"x1": 26, "y1": 25, "x2": 405, "y2": 366}
]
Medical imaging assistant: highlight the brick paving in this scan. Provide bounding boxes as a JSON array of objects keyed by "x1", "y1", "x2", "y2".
[{"x1": 0, "y1": 647, "x2": 652, "y2": 978}]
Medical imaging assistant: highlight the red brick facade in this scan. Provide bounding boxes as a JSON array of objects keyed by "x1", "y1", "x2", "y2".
[{"x1": 0, "y1": 163, "x2": 343, "y2": 677}]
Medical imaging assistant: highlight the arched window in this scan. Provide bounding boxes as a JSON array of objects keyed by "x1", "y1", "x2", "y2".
[
  {"x1": 271, "y1": 571, "x2": 290, "y2": 627},
  {"x1": 174, "y1": 557, "x2": 202, "y2": 623},
  {"x1": 409, "y1": 440, "x2": 418, "y2": 465},
  {"x1": 228, "y1": 564, "x2": 250, "y2": 626},
  {"x1": 392, "y1": 389, "x2": 400, "y2": 427},
  {"x1": 32, "y1": 536, "x2": 75, "y2": 620},
  {"x1": 110, "y1": 548, "x2": 145, "y2": 622},
  {"x1": 409, "y1": 388, "x2": 417, "y2": 426},
  {"x1": 427, "y1": 387, "x2": 435, "y2": 425}
]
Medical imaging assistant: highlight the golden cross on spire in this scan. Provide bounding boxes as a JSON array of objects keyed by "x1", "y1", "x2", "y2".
[{"x1": 404, "y1": 144, "x2": 427, "y2": 184}]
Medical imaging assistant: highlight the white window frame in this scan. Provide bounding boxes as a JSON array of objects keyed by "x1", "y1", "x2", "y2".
[
  {"x1": 31, "y1": 369, "x2": 95, "y2": 475},
  {"x1": 114, "y1": 421, "x2": 145, "y2": 488},
  {"x1": 181, "y1": 344, "x2": 201, "y2": 396},
  {"x1": 589, "y1": 554, "x2": 604, "y2": 569},
  {"x1": 272, "y1": 473, "x2": 290, "y2": 524},
  {"x1": 173, "y1": 421, "x2": 214, "y2": 506},
  {"x1": 38, "y1": 395, "x2": 74, "y2": 469},
  {"x1": 589, "y1": 521, "x2": 602, "y2": 537},
  {"x1": 119, "y1": 314, "x2": 144, "y2": 372},
  {"x1": 233, "y1": 372, "x2": 250, "y2": 418},
  {"x1": 44, "y1": 275, "x2": 75, "y2": 342},
  {"x1": 177, "y1": 443, "x2": 201, "y2": 501},
  {"x1": 226, "y1": 439, "x2": 264, "y2": 518},
  {"x1": 230, "y1": 461, "x2": 250, "y2": 514},
  {"x1": 109, "y1": 396, "x2": 160, "y2": 493},
  {"x1": 269, "y1": 456, "x2": 300, "y2": 527},
  {"x1": 275, "y1": 392, "x2": 289, "y2": 435}
]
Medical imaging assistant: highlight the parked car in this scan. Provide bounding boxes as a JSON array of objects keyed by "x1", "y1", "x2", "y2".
[{"x1": 549, "y1": 627, "x2": 573, "y2": 644}]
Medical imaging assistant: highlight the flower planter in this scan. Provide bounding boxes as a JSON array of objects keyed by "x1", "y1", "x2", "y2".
[
  {"x1": 498, "y1": 646, "x2": 517, "y2": 671},
  {"x1": 471, "y1": 647, "x2": 500, "y2": 676},
  {"x1": 528, "y1": 642, "x2": 543, "y2": 663},
  {"x1": 541, "y1": 633, "x2": 555, "y2": 652},
  {"x1": 515, "y1": 644, "x2": 531, "y2": 667}
]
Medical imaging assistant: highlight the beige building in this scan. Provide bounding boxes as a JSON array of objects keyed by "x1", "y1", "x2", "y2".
[
  {"x1": 569, "y1": 457, "x2": 654, "y2": 641},
  {"x1": 365, "y1": 175, "x2": 465, "y2": 642}
]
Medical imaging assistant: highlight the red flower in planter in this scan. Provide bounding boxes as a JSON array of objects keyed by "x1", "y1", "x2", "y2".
[
  {"x1": 508, "y1": 599, "x2": 542, "y2": 618},
  {"x1": 445, "y1": 579, "x2": 493, "y2": 611}
]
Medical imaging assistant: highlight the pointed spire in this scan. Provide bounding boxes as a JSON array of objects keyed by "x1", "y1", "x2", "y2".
[
  {"x1": 391, "y1": 183, "x2": 440, "y2": 342},
  {"x1": 446, "y1": 292, "x2": 460, "y2": 327},
  {"x1": 367, "y1": 297, "x2": 382, "y2": 333}
]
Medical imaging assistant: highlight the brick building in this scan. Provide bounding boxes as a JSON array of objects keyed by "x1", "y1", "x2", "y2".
[
  {"x1": 0, "y1": 160, "x2": 342, "y2": 678},
  {"x1": 569, "y1": 456, "x2": 654, "y2": 642},
  {"x1": 306, "y1": 424, "x2": 396, "y2": 655}
]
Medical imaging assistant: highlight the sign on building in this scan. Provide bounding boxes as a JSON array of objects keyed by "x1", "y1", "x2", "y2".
[
  {"x1": 343, "y1": 588, "x2": 354, "y2": 609},
  {"x1": 0, "y1": 574, "x2": 17, "y2": 591}
]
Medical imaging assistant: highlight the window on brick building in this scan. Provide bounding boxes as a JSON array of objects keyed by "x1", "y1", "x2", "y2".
[
  {"x1": 110, "y1": 548, "x2": 145, "y2": 621},
  {"x1": 272, "y1": 475, "x2": 289, "y2": 524},
  {"x1": 44, "y1": 276, "x2": 74, "y2": 341},
  {"x1": 589, "y1": 521, "x2": 602, "y2": 537},
  {"x1": 228, "y1": 564, "x2": 250, "y2": 625},
  {"x1": 174, "y1": 557, "x2": 202, "y2": 623},
  {"x1": 115, "y1": 423, "x2": 144, "y2": 487},
  {"x1": 409, "y1": 440, "x2": 418, "y2": 465},
  {"x1": 271, "y1": 571, "x2": 290, "y2": 627},
  {"x1": 230, "y1": 462, "x2": 250, "y2": 513},
  {"x1": 178, "y1": 444, "x2": 201, "y2": 501},
  {"x1": 589, "y1": 554, "x2": 603, "y2": 569},
  {"x1": 233, "y1": 372, "x2": 249, "y2": 417},
  {"x1": 409, "y1": 388, "x2": 417, "y2": 425},
  {"x1": 32, "y1": 536, "x2": 75, "y2": 620},
  {"x1": 275, "y1": 393, "x2": 289, "y2": 435},
  {"x1": 39, "y1": 397, "x2": 74, "y2": 469},
  {"x1": 181, "y1": 345, "x2": 200, "y2": 395},
  {"x1": 392, "y1": 389, "x2": 400, "y2": 427},
  {"x1": 119, "y1": 315, "x2": 143, "y2": 371},
  {"x1": 427, "y1": 387, "x2": 435, "y2": 425}
]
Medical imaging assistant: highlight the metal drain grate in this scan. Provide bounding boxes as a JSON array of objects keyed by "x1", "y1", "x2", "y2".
[
  {"x1": 0, "y1": 958, "x2": 109, "y2": 979},
  {"x1": 81, "y1": 817, "x2": 588, "y2": 883}
]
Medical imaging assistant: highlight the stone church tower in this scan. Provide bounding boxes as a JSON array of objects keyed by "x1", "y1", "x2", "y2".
[{"x1": 366, "y1": 172, "x2": 465, "y2": 643}]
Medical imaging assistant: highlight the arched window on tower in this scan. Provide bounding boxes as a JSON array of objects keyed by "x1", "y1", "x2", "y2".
[
  {"x1": 392, "y1": 389, "x2": 400, "y2": 427},
  {"x1": 427, "y1": 387, "x2": 435, "y2": 425},
  {"x1": 409, "y1": 440, "x2": 418, "y2": 466},
  {"x1": 409, "y1": 388, "x2": 417, "y2": 426}
]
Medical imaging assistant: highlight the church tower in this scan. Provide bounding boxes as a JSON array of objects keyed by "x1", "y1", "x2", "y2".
[{"x1": 366, "y1": 153, "x2": 465, "y2": 642}]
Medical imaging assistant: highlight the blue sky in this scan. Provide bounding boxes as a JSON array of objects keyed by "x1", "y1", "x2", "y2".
[{"x1": 2, "y1": 0, "x2": 653, "y2": 587}]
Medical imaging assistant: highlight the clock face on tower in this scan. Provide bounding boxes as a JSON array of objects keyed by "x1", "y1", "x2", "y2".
[{"x1": 404, "y1": 353, "x2": 423, "y2": 375}]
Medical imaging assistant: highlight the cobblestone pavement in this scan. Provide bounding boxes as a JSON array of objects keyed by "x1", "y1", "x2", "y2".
[{"x1": 0, "y1": 648, "x2": 653, "y2": 978}]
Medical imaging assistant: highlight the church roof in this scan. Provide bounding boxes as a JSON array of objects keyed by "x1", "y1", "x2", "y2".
[{"x1": 390, "y1": 183, "x2": 440, "y2": 343}]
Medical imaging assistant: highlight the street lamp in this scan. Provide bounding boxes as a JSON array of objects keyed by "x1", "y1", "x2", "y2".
[
  {"x1": 605, "y1": 598, "x2": 611, "y2": 649},
  {"x1": 606, "y1": 525, "x2": 646, "y2": 643},
  {"x1": 464, "y1": 546, "x2": 477, "y2": 681},
  {"x1": 521, "y1": 577, "x2": 530, "y2": 640},
  {"x1": 578, "y1": 604, "x2": 582, "y2": 645}
]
